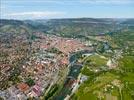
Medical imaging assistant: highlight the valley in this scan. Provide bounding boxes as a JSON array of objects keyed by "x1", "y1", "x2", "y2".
[{"x1": 0, "y1": 18, "x2": 134, "y2": 100}]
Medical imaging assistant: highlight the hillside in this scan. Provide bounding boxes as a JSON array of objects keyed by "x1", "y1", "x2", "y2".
[{"x1": 0, "y1": 18, "x2": 119, "y2": 37}]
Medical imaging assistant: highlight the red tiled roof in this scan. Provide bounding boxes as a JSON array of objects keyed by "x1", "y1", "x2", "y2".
[
  {"x1": 17, "y1": 83, "x2": 29, "y2": 92},
  {"x1": 60, "y1": 57, "x2": 69, "y2": 65}
]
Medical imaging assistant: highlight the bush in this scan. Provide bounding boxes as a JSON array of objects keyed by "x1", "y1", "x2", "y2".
[{"x1": 25, "y1": 78, "x2": 35, "y2": 86}]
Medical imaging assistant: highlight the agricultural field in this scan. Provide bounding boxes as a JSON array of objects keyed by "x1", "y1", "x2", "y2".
[{"x1": 72, "y1": 26, "x2": 134, "y2": 99}]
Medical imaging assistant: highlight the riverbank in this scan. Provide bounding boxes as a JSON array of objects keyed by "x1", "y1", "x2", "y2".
[{"x1": 54, "y1": 50, "x2": 94, "y2": 100}]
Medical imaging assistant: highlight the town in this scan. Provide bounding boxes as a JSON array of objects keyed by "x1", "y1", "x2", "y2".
[
  {"x1": 0, "y1": 32, "x2": 93, "y2": 99},
  {"x1": 0, "y1": 17, "x2": 134, "y2": 100}
]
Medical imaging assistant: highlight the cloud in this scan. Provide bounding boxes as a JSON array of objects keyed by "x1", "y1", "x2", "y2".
[{"x1": 6, "y1": 11, "x2": 66, "y2": 19}]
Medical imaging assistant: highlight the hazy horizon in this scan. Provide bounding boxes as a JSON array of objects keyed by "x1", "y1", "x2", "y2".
[
  {"x1": 1, "y1": 17, "x2": 134, "y2": 21},
  {"x1": 1, "y1": 0, "x2": 134, "y2": 19}
]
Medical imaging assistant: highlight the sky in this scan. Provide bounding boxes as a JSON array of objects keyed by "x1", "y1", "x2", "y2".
[{"x1": 0, "y1": 0, "x2": 134, "y2": 19}]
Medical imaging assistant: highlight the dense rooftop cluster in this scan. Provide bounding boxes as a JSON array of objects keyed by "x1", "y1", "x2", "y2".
[{"x1": 0, "y1": 32, "x2": 92, "y2": 99}]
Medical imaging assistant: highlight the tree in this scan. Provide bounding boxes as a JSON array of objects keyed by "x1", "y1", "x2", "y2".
[{"x1": 25, "y1": 78, "x2": 35, "y2": 86}]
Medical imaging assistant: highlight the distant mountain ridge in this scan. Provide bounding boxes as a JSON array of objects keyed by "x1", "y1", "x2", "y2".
[{"x1": 0, "y1": 18, "x2": 134, "y2": 37}]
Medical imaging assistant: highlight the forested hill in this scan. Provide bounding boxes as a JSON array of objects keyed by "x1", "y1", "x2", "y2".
[{"x1": 0, "y1": 18, "x2": 134, "y2": 38}]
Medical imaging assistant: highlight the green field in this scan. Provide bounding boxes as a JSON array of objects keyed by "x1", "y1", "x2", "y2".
[
  {"x1": 72, "y1": 54, "x2": 134, "y2": 100},
  {"x1": 73, "y1": 72, "x2": 118, "y2": 100},
  {"x1": 84, "y1": 54, "x2": 108, "y2": 68}
]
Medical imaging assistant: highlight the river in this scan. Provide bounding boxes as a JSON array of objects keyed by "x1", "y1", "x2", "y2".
[{"x1": 55, "y1": 50, "x2": 93, "y2": 100}]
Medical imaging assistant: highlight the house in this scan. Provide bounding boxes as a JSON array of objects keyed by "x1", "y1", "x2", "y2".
[
  {"x1": 31, "y1": 84, "x2": 41, "y2": 97},
  {"x1": 17, "y1": 83, "x2": 29, "y2": 92},
  {"x1": 60, "y1": 57, "x2": 69, "y2": 65}
]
